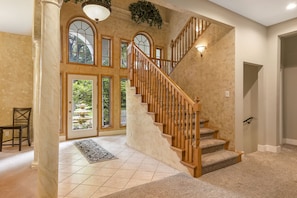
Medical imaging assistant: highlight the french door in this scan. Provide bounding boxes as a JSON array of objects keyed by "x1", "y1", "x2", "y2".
[{"x1": 67, "y1": 74, "x2": 98, "y2": 139}]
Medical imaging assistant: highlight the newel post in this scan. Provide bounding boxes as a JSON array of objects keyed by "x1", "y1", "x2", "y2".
[
  {"x1": 128, "y1": 42, "x2": 135, "y2": 87},
  {"x1": 193, "y1": 97, "x2": 202, "y2": 177},
  {"x1": 193, "y1": 97, "x2": 201, "y2": 147}
]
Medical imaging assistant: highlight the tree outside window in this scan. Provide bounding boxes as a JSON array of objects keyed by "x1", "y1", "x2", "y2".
[
  {"x1": 102, "y1": 77, "x2": 111, "y2": 127},
  {"x1": 121, "y1": 41, "x2": 128, "y2": 68},
  {"x1": 68, "y1": 20, "x2": 94, "y2": 64},
  {"x1": 120, "y1": 78, "x2": 127, "y2": 126}
]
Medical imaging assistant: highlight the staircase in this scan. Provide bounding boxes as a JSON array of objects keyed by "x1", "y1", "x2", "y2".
[
  {"x1": 128, "y1": 43, "x2": 241, "y2": 177},
  {"x1": 127, "y1": 16, "x2": 241, "y2": 177}
]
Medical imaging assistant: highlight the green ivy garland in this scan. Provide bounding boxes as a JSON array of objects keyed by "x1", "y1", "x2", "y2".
[{"x1": 128, "y1": 0, "x2": 163, "y2": 29}]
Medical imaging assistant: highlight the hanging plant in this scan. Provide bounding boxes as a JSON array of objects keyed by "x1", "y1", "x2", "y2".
[{"x1": 129, "y1": 0, "x2": 163, "y2": 29}]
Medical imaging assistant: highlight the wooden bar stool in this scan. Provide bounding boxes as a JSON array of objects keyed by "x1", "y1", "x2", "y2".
[{"x1": 0, "y1": 108, "x2": 32, "y2": 151}]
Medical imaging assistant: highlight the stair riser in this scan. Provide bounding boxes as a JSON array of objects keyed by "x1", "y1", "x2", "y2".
[
  {"x1": 201, "y1": 133, "x2": 217, "y2": 139},
  {"x1": 201, "y1": 144, "x2": 225, "y2": 154},
  {"x1": 202, "y1": 157, "x2": 239, "y2": 175}
]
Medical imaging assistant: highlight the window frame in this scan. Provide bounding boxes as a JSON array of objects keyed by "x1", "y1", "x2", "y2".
[
  {"x1": 67, "y1": 18, "x2": 97, "y2": 66},
  {"x1": 101, "y1": 75, "x2": 113, "y2": 128},
  {"x1": 101, "y1": 35, "x2": 113, "y2": 67},
  {"x1": 120, "y1": 77, "x2": 128, "y2": 127},
  {"x1": 155, "y1": 46, "x2": 163, "y2": 67},
  {"x1": 120, "y1": 39, "x2": 130, "y2": 69},
  {"x1": 133, "y1": 32, "x2": 153, "y2": 57}
]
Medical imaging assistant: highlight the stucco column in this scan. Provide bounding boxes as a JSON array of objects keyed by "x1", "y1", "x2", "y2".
[
  {"x1": 32, "y1": 39, "x2": 41, "y2": 168},
  {"x1": 38, "y1": 0, "x2": 62, "y2": 197}
]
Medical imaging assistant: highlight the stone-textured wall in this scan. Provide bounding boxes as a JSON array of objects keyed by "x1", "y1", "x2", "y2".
[
  {"x1": 126, "y1": 84, "x2": 190, "y2": 174},
  {"x1": 0, "y1": 32, "x2": 33, "y2": 138},
  {"x1": 170, "y1": 24, "x2": 236, "y2": 149}
]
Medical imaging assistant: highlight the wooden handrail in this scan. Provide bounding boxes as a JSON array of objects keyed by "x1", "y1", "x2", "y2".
[
  {"x1": 128, "y1": 42, "x2": 202, "y2": 174},
  {"x1": 150, "y1": 57, "x2": 177, "y2": 75}
]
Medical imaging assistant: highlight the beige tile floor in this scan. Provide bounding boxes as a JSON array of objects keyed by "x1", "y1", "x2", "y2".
[{"x1": 0, "y1": 135, "x2": 180, "y2": 198}]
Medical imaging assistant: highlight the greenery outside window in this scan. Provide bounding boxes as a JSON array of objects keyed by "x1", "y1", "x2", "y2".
[
  {"x1": 120, "y1": 78, "x2": 127, "y2": 126},
  {"x1": 102, "y1": 37, "x2": 111, "y2": 66},
  {"x1": 68, "y1": 20, "x2": 94, "y2": 64},
  {"x1": 120, "y1": 41, "x2": 129, "y2": 68},
  {"x1": 102, "y1": 76, "x2": 111, "y2": 127}
]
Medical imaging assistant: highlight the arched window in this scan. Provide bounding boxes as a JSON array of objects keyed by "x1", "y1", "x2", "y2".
[
  {"x1": 68, "y1": 20, "x2": 95, "y2": 64},
  {"x1": 134, "y1": 33, "x2": 151, "y2": 57}
]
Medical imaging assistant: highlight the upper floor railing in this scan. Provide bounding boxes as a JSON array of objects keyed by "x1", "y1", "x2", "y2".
[{"x1": 171, "y1": 17, "x2": 211, "y2": 68}]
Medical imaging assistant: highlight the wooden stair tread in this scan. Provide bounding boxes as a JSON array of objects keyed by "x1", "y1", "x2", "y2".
[
  {"x1": 202, "y1": 150, "x2": 239, "y2": 167},
  {"x1": 200, "y1": 127, "x2": 218, "y2": 135},
  {"x1": 200, "y1": 138, "x2": 226, "y2": 149},
  {"x1": 200, "y1": 118, "x2": 209, "y2": 123},
  {"x1": 175, "y1": 118, "x2": 208, "y2": 124}
]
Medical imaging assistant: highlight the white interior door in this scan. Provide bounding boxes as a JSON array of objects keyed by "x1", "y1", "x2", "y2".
[{"x1": 67, "y1": 74, "x2": 98, "y2": 139}]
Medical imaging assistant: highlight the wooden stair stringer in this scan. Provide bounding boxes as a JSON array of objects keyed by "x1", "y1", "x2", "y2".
[{"x1": 180, "y1": 160, "x2": 197, "y2": 178}]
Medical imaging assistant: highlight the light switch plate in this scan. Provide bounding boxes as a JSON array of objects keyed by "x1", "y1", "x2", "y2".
[{"x1": 225, "y1": 91, "x2": 230, "y2": 97}]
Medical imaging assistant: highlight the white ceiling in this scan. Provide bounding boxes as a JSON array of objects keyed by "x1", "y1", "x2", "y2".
[
  {"x1": 0, "y1": 0, "x2": 297, "y2": 35},
  {"x1": 0, "y1": 0, "x2": 34, "y2": 35},
  {"x1": 209, "y1": 0, "x2": 297, "y2": 26}
]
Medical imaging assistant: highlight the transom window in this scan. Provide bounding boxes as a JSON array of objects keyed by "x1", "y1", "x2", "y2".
[
  {"x1": 68, "y1": 20, "x2": 94, "y2": 64},
  {"x1": 134, "y1": 34, "x2": 151, "y2": 57}
]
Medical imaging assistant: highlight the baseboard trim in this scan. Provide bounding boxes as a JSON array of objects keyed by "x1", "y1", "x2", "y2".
[
  {"x1": 31, "y1": 161, "x2": 39, "y2": 169},
  {"x1": 258, "y1": 144, "x2": 281, "y2": 153},
  {"x1": 99, "y1": 129, "x2": 126, "y2": 136},
  {"x1": 283, "y1": 138, "x2": 297, "y2": 146}
]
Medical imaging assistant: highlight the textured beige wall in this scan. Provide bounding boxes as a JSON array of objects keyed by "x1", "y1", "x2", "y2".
[
  {"x1": 126, "y1": 84, "x2": 190, "y2": 174},
  {"x1": 0, "y1": 32, "x2": 33, "y2": 138},
  {"x1": 170, "y1": 24, "x2": 236, "y2": 149}
]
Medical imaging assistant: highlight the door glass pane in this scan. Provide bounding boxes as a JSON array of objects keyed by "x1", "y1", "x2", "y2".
[{"x1": 72, "y1": 80, "x2": 94, "y2": 130}]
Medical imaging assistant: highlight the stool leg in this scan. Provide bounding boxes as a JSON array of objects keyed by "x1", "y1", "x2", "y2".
[
  {"x1": 27, "y1": 127, "x2": 31, "y2": 146},
  {"x1": 0, "y1": 129, "x2": 3, "y2": 152},
  {"x1": 12, "y1": 129, "x2": 14, "y2": 147},
  {"x1": 19, "y1": 128, "x2": 22, "y2": 151}
]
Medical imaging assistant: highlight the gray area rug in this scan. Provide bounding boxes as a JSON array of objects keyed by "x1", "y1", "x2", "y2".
[
  {"x1": 74, "y1": 139, "x2": 117, "y2": 163},
  {"x1": 102, "y1": 144, "x2": 297, "y2": 198},
  {"x1": 102, "y1": 173, "x2": 240, "y2": 198}
]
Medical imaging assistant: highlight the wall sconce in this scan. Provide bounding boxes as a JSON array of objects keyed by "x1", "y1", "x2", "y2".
[{"x1": 196, "y1": 45, "x2": 206, "y2": 57}]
